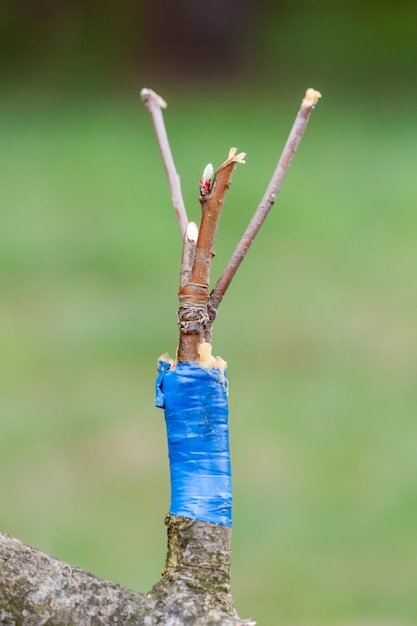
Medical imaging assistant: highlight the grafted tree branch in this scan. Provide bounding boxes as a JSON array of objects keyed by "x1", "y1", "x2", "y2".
[
  {"x1": 178, "y1": 148, "x2": 246, "y2": 363},
  {"x1": 0, "y1": 88, "x2": 320, "y2": 626}
]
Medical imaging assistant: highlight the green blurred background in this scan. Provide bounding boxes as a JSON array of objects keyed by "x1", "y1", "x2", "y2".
[{"x1": 1, "y1": 1, "x2": 417, "y2": 624}]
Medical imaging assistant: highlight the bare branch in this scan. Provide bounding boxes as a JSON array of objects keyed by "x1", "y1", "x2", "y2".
[
  {"x1": 209, "y1": 88, "x2": 322, "y2": 320},
  {"x1": 191, "y1": 148, "x2": 246, "y2": 288},
  {"x1": 177, "y1": 149, "x2": 245, "y2": 363},
  {"x1": 140, "y1": 88, "x2": 188, "y2": 238}
]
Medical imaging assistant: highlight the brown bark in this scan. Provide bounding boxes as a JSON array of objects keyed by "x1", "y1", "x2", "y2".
[
  {"x1": 177, "y1": 149, "x2": 245, "y2": 363},
  {"x1": 191, "y1": 154, "x2": 243, "y2": 288}
]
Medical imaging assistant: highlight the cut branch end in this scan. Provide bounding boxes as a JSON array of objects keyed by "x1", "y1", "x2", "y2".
[
  {"x1": 140, "y1": 87, "x2": 168, "y2": 109},
  {"x1": 216, "y1": 147, "x2": 246, "y2": 173},
  {"x1": 303, "y1": 88, "x2": 322, "y2": 107}
]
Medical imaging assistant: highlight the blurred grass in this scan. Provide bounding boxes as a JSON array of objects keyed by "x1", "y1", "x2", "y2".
[{"x1": 1, "y1": 87, "x2": 416, "y2": 626}]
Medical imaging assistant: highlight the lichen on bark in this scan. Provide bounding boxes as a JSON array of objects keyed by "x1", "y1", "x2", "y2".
[{"x1": 0, "y1": 530, "x2": 254, "y2": 625}]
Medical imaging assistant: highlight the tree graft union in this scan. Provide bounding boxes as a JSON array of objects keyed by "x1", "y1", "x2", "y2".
[
  {"x1": 0, "y1": 87, "x2": 321, "y2": 625},
  {"x1": 146, "y1": 86, "x2": 320, "y2": 624}
]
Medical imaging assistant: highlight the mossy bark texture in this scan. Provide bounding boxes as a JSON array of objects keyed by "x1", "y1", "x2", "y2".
[{"x1": 0, "y1": 519, "x2": 254, "y2": 625}]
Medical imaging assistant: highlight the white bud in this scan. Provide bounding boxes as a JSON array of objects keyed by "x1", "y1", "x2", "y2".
[
  {"x1": 186, "y1": 221, "x2": 199, "y2": 243},
  {"x1": 202, "y1": 163, "x2": 214, "y2": 182}
]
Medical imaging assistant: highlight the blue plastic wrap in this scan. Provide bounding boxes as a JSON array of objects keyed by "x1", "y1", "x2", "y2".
[{"x1": 155, "y1": 360, "x2": 232, "y2": 526}]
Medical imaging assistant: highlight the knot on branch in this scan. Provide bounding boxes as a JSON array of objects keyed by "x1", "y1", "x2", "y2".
[
  {"x1": 178, "y1": 301, "x2": 209, "y2": 334},
  {"x1": 178, "y1": 283, "x2": 210, "y2": 361}
]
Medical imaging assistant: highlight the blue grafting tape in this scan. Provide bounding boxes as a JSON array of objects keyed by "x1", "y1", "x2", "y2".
[{"x1": 155, "y1": 360, "x2": 232, "y2": 526}]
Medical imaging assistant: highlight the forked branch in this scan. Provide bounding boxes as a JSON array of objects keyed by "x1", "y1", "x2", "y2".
[{"x1": 141, "y1": 87, "x2": 321, "y2": 352}]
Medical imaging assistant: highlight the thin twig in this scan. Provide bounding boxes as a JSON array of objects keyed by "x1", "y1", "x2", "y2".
[
  {"x1": 140, "y1": 88, "x2": 188, "y2": 238},
  {"x1": 208, "y1": 88, "x2": 322, "y2": 321}
]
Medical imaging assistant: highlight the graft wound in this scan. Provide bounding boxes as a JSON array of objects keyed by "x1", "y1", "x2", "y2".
[
  {"x1": 159, "y1": 342, "x2": 227, "y2": 373},
  {"x1": 198, "y1": 341, "x2": 227, "y2": 372},
  {"x1": 178, "y1": 301, "x2": 209, "y2": 335}
]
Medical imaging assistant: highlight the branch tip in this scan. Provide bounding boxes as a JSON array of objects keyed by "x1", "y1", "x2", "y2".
[
  {"x1": 303, "y1": 88, "x2": 322, "y2": 107},
  {"x1": 200, "y1": 163, "x2": 214, "y2": 196},
  {"x1": 202, "y1": 163, "x2": 214, "y2": 182},
  {"x1": 213, "y1": 148, "x2": 246, "y2": 179},
  {"x1": 227, "y1": 147, "x2": 246, "y2": 164},
  {"x1": 140, "y1": 87, "x2": 167, "y2": 109}
]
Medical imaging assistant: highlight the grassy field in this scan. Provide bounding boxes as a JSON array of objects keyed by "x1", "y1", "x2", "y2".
[{"x1": 1, "y1": 86, "x2": 416, "y2": 625}]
